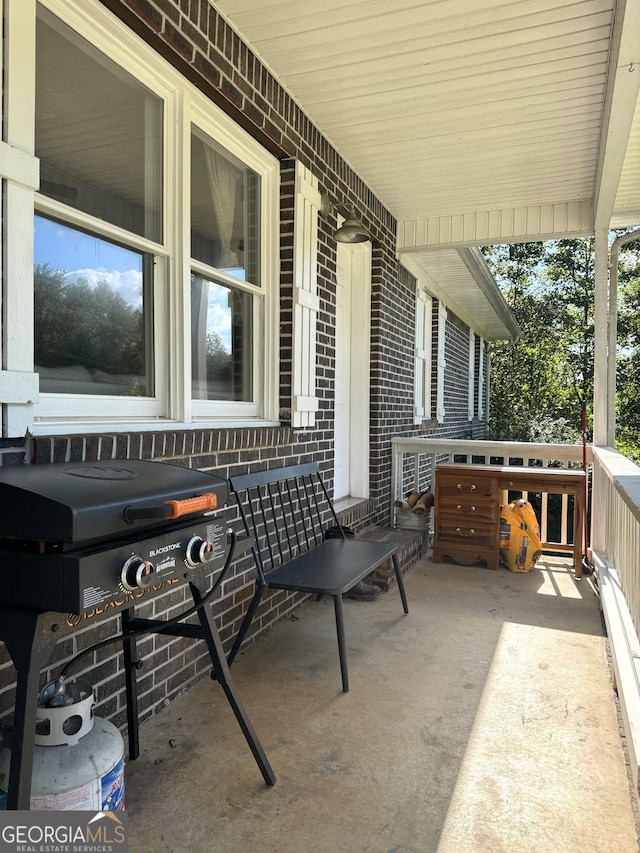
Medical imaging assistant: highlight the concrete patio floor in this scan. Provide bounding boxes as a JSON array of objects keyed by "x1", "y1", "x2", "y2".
[{"x1": 124, "y1": 556, "x2": 640, "y2": 853}]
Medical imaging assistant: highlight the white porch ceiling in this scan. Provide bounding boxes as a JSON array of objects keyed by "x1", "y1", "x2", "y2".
[{"x1": 215, "y1": 0, "x2": 640, "y2": 339}]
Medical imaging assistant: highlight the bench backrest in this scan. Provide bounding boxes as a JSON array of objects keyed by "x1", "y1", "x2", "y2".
[{"x1": 229, "y1": 462, "x2": 343, "y2": 583}]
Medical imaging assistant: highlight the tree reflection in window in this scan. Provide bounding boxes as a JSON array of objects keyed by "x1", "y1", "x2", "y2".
[
  {"x1": 34, "y1": 216, "x2": 152, "y2": 396},
  {"x1": 191, "y1": 275, "x2": 253, "y2": 401}
]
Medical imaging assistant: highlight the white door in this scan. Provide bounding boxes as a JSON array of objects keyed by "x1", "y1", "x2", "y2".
[{"x1": 334, "y1": 242, "x2": 371, "y2": 501}]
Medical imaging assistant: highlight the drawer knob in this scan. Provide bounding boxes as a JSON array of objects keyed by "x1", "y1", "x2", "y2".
[
  {"x1": 456, "y1": 504, "x2": 476, "y2": 513},
  {"x1": 455, "y1": 527, "x2": 475, "y2": 537},
  {"x1": 456, "y1": 483, "x2": 476, "y2": 492}
]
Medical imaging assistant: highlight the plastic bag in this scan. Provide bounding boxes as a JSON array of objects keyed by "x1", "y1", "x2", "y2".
[{"x1": 499, "y1": 499, "x2": 542, "y2": 573}]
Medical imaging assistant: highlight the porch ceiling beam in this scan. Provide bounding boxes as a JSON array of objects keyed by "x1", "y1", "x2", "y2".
[
  {"x1": 397, "y1": 200, "x2": 593, "y2": 251},
  {"x1": 593, "y1": 0, "x2": 640, "y2": 230}
]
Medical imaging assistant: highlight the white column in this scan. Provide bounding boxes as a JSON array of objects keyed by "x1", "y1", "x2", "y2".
[
  {"x1": 592, "y1": 228, "x2": 609, "y2": 448},
  {"x1": 591, "y1": 228, "x2": 610, "y2": 556}
]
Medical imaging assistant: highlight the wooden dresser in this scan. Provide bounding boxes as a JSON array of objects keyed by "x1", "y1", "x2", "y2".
[{"x1": 432, "y1": 463, "x2": 586, "y2": 575}]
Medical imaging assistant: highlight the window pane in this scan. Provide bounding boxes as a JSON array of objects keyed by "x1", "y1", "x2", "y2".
[
  {"x1": 190, "y1": 128, "x2": 261, "y2": 284},
  {"x1": 34, "y1": 216, "x2": 153, "y2": 397},
  {"x1": 191, "y1": 275, "x2": 253, "y2": 401},
  {"x1": 36, "y1": 7, "x2": 163, "y2": 242}
]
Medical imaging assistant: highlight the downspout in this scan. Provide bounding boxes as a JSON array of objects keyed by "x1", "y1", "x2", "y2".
[{"x1": 607, "y1": 227, "x2": 640, "y2": 446}]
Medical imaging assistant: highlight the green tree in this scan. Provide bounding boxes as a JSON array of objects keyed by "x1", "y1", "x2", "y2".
[
  {"x1": 542, "y1": 238, "x2": 595, "y2": 413},
  {"x1": 482, "y1": 242, "x2": 580, "y2": 442},
  {"x1": 483, "y1": 236, "x2": 640, "y2": 461},
  {"x1": 205, "y1": 330, "x2": 231, "y2": 384},
  {"x1": 35, "y1": 263, "x2": 145, "y2": 382},
  {"x1": 616, "y1": 239, "x2": 640, "y2": 462}
]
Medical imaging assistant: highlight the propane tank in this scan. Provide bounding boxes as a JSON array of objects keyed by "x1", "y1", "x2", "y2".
[{"x1": 0, "y1": 677, "x2": 125, "y2": 811}]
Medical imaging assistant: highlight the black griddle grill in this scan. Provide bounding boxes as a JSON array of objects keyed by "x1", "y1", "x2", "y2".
[{"x1": 0, "y1": 460, "x2": 275, "y2": 809}]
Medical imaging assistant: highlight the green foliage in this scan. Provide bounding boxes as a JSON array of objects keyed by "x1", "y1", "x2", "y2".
[
  {"x1": 616, "y1": 240, "x2": 640, "y2": 459},
  {"x1": 34, "y1": 263, "x2": 145, "y2": 379},
  {"x1": 482, "y1": 236, "x2": 640, "y2": 461},
  {"x1": 205, "y1": 330, "x2": 232, "y2": 383},
  {"x1": 482, "y1": 242, "x2": 584, "y2": 442},
  {"x1": 542, "y1": 238, "x2": 595, "y2": 410}
]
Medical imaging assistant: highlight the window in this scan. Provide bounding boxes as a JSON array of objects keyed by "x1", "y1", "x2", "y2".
[
  {"x1": 190, "y1": 129, "x2": 260, "y2": 410},
  {"x1": 35, "y1": 216, "x2": 153, "y2": 398},
  {"x1": 190, "y1": 129, "x2": 260, "y2": 284},
  {"x1": 190, "y1": 276, "x2": 253, "y2": 402},
  {"x1": 36, "y1": 9, "x2": 163, "y2": 243},
  {"x1": 15, "y1": 0, "x2": 279, "y2": 432}
]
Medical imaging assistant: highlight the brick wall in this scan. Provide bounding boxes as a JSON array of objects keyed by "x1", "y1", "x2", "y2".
[{"x1": 0, "y1": 0, "x2": 490, "y2": 734}]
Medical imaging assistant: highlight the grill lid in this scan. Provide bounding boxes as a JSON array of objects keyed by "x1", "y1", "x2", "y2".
[{"x1": 0, "y1": 460, "x2": 228, "y2": 544}]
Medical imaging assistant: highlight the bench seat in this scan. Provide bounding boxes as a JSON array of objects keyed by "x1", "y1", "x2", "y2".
[
  {"x1": 254, "y1": 537, "x2": 400, "y2": 595},
  {"x1": 228, "y1": 462, "x2": 409, "y2": 692}
]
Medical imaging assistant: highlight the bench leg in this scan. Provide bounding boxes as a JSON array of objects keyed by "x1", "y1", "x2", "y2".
[
  {"x1": 333, "y1": 594, "x2": 349, "y2": 693},
  {"x1": 393, "y1": 553, "x2": 409, "y2": 614},
  {"x1": 227, "y1": 584, "x2": 266, "y2": 668}
]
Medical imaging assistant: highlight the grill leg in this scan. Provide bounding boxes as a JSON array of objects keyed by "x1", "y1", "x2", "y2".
[
  {"x1": 0, "y1": 609, "x2": 61, "y2": 809},
  {"x1": 121, "y1": 609, "x2": 141, "y2": 760},
  {"x1": 189, "y1": 581, "x2": 276, "y2": 786}
]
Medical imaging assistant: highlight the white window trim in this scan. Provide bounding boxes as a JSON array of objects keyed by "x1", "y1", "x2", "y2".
[
  {"x1": 413, "y1": 282, "x2": 433, "y2": 425},
  {"x1": 2, "y1": 0, "x2": 38, "y2": 437},
  {"x1": 187, "y1": 98, "x2": 279, "y2": 423},
  {"x1": 4, "y1": 0, "x2": 279, "y2": 436}
]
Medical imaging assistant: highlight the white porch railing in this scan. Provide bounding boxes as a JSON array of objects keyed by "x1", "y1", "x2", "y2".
[
  {"x1": 590, "y1": 446, "x2": 640, "y2": 795},
  {"x1": 390, "y1": 437, "x2": 640, "y2": 794},
  {"x1": 390, "y1": 438, "x2": 589, "y2": 553}
]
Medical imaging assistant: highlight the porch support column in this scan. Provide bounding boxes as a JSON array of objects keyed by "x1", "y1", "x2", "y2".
[
  {"x1": 591, "y1": 228, "x2": 610, "y2": 557},
  {"x1": 592, "y1": 228, "x2": 609, "y2": 448}
]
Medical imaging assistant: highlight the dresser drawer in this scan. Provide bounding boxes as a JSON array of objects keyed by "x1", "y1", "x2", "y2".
[
  {"x1": 436, "y1": 472, "x2": 496, "y2": 499},
  {"x1": 438, "y1": 499, "x2": 498, "y2": 523},
  {"x1": 435, "y1": 519, "x2": 497, "y2": 548}
]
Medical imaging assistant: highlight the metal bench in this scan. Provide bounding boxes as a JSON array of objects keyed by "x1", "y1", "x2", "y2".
[{"x1": 228, "y1": 462, "x2": 409, "y2": 692}]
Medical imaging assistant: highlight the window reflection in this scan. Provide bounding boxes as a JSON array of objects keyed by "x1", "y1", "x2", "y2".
[
  {"x1": 36, "y1": 7, "x2": 163, "y2": 242},
  {"x1": 190, "y1": 129, "x2": 260, "y2": 285},
  {"x1": 34, "y1": 216, "x2": 153, "y2": 396},
  {"x1": 191, "y1": 275, "x2": 253, "y2": 401}
]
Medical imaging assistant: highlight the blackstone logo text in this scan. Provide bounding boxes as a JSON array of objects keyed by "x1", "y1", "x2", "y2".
[
  {"x1": 149, "y1": 542, "x2": 181, "y2": 557},
  {"x1": 0, "y1": 812, "x2": 127, "y2": 853}
]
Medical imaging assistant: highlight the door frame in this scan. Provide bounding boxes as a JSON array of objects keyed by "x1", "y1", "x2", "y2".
[{"x1": 335, "y1": 240, "x2": 371, "y2": 501}]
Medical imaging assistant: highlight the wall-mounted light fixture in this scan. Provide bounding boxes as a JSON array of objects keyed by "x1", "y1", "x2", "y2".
[{"x1": 320, "y1": 193, "x2": 371, "y2": 244}]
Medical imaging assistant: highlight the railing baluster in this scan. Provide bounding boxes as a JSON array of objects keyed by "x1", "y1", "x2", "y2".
[
  {"x1": 541, "y1": 492, "x2": 549, "y2": 544},
  {"x1": 560, "y1": 493, "x2": 569, "y2": 545}
]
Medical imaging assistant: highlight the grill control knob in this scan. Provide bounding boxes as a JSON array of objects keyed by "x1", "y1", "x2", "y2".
[
  {"x1": 185, "y1": 535, "x2": 214, "y2": 568},
  {"x1": 120, "y1": 556, "x2": 155, "y2": 592}
]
